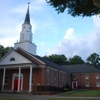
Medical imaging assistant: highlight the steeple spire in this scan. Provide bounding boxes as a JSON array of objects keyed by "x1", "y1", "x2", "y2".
[{"x1": 24, "y1": 2, "x2": 30, "y2": 24}]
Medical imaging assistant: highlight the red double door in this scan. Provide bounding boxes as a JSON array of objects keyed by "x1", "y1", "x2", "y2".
[{"x1": 14, "y1": 78, "x2": 21, "y2": 91}]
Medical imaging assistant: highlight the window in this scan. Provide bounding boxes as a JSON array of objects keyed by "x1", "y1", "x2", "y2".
[
  {"x1": 10, "y1": 57, "x2": 15, "y2": 61},
  {"x1": 54, "y1": 73, "x2": 57, "y2": 85},
  {"x1": 47, "y1": 69, "x2": 50, "y2": 74},
  {"x1": 47, "y1": 77, "x2": 50, "y2": 85},
  {"x1": 73, "y1": 74, "x2": 76, "y2": 80},
  {"x1": 95, "y1": 74, "x2": 99, "y2": 79},
  {"x1": 85, "y1": 74, "x2": 89, "y2": 79},
  {"x1": 60, "y1": 74, "x2": 62, "y2": 85},
  {"x1": 86, "y1": 82, "x2": 89, "y2": 87},
  {"x1": 96, "y1": 82, "x2": 100, "y2": 87},
  {"x1": 5, "y1": 75, "x2": 8, "y2": 84}
]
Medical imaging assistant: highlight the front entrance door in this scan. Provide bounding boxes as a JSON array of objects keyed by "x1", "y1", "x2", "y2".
[
  {"x1": 13, "y1": 77, "x2": 22, "y2": 91},
  {"x1": 73, "y1": 82, "x2": 76, "y2": 89},
  {"x1": 72, "y1": 81, "x2": 77, "y2": 90}
]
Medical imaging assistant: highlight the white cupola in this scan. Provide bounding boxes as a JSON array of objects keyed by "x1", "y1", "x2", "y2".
[{"x1": 14, "y1": 5, "x2": 36, "y2": 55}]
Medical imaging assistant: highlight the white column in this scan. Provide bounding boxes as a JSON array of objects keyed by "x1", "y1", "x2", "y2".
[
  {"x1": 29, "y1": 65, "x2": 32, "y2": 92},
  {"x1": 2, "y1": 68, "x2": 6, "y2": 90},
  {"x1": 18, "y1": 67, "x2": 21, "y2": 92}
]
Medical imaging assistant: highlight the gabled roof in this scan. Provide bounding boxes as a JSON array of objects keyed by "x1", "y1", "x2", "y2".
[
  {"x1": 33, "y1": 55, "x2": 69, "y2": 73},
  {"x1": 16, "y1": 48, "x2": 45, "y2": 65},
  {"x1": 16, "y1": 48, "x2": 69, "y2": 73},
  {"x1": 62, "y1": 64, "x2": 100, "y2": 73}
]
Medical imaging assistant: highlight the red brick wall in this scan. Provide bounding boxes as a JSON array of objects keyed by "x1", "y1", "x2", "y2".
[
  {"x1": 33, "y1": 67, "x2": 45, "y2": 86},
  {"x1": 4, "y1": 69, "x2": 19, "y2": 90},
  {"x1": 72, "y1": 73, "x2": 100, "y2": 90},
  {"x1": 45, "y1": 68, "x2": 68, "y2": 88},
  {"x1": 0, "y1": 67, "x2": 46, "y2": 91}
]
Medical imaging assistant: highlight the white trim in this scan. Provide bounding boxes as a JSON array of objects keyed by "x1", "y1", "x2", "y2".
[
  {"x1": 86, "y1": 82, "x2": 89, "y2": 87},
  {"x1": 46, "y1": 67, "x2": 67, "y2": 74},
  {"x1": 0, "y1": 64, "x2": 33, "y2": 69},
  {"x1": 95, "y1": 74, "x2": 99, "y2": 79},
  {"x1": 29, "y1": 65, "x2": 32, "y2": 92},
  {"x1": 12, "y1": 73, "x2": 23, "y2": 91},
  {"x1": 18, "y1": 67, "x2": 21, "y2": 92},
  {"x1": 2, "y1": 68, "x2": 6, "y2": 90},
  {"x1": 73, "y1": 74, "x2": 76, "y2": 80},
  {"x1": 46, "y1": 67, "x2": 58, "y2": 71},
  {"x1": 85, "y1": 74, "x2": 89, "y2": 79}
]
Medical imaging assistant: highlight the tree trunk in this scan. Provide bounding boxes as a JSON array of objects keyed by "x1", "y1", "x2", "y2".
[{"x1": 92, "y1": 0, "x2": 100, "y2": 8}]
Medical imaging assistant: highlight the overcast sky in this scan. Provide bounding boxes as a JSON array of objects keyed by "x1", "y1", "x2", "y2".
[{"x1": 0, "y1": 0, "x2": 100, "y2": 60}]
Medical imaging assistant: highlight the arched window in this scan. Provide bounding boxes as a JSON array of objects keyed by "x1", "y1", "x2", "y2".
[{"x1": 10, "y1": 57, "x2": 15, "y2": 61}]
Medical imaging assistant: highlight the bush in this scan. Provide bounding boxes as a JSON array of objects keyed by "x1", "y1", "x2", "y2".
[
  {"x1": 63, "y1": 88, "x2": 69, "y2": 92},
  {"x1": 65, "y1": 83, "x2": 72, "y2": 91}
]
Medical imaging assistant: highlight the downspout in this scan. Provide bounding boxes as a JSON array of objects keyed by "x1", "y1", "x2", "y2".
[
  {"x1": 58, "y1": 70, "x2": 60, "y2": 92},
  {"x1": 70, "y1": 73, "x2": 72, "y2": 90},
  {"x1": 80, "y1": 73, "x2": 81, "y2": 89},
  {"x1": 45, "y1": 65, "x2": 47, "y2": 86}
]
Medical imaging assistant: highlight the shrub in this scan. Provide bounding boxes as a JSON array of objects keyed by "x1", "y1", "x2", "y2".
[
  {"x1": 64, "y1": 88, "x2": 69, "y2": 92},
  {"x1": 65, "y1": 83, "x2": 72, "y2": 91}
]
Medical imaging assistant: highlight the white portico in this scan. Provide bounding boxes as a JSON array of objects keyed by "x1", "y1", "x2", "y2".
[{"x1": 0, "y1": 49, "x2": 35, "y2": 92}]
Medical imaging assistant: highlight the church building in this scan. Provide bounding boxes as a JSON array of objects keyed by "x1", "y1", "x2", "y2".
[
  {"x1": 0, "y1": 5, "x2": 100, "y2": 94},
  {"x1": 0, "y1": 5, "x2": 69, "y2": 94}
]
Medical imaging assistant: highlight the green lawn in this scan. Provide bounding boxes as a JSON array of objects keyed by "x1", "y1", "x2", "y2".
[
  {"x1": 0, "y1": 99, "x2": 25, "y2": 100},
  {"x1": 50, "y1": 90, "x2": 100, "y2": 100},
  {"x1": 61, "y1": 90, "x2": 100, "y2": 97},
  {"x1": 50, "y1": 99, "x2": 100, "y2": 100}
]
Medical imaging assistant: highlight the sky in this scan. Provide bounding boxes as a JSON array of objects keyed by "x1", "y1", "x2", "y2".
[{"x1": 0, "y1": 0, "x2": 100, "y2": 61}]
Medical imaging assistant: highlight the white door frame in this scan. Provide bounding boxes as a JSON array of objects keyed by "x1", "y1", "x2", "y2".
[{"x1": 12, "y1": 73, "x2": 23, "y2": 91}]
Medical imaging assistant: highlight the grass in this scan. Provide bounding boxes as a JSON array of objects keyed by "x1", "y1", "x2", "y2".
[
  {"x1": 61, "y1": 90, "x2": 100, "y2": 97},
  {"x1": 50, "y1": 90, "x2": 100, "y2": 100},
  {"x1": 50, "y1": 99, "x2": 100, "y2": 100},
  {"x1": 0, "y1": 98, "x2": 25, "y2": 100}
]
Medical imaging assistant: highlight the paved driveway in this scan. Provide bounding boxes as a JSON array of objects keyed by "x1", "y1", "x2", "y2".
[{"x1": 0, "y1": 93, "x2": 100, "y2": 100}]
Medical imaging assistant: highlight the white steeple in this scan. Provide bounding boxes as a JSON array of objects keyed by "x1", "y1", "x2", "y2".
[
  {"x1": 14, "y1": 4, "x2": 36, "y2": 55},
  {"x1": 20, "y1": 5, "x2": 32, "y2": 43}
]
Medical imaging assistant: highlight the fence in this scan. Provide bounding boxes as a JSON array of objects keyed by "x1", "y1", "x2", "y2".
[{"x1": 33, "y1": 86, "x2": 63, "y2": 92}]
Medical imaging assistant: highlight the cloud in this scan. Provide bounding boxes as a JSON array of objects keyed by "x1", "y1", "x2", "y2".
[{"x1": 44, "y1": 16, "x2": 100, "y2": 60}]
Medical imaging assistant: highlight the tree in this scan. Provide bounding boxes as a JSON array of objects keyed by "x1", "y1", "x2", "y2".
[
  {"x1": 68, "y1": 55, "x2": 85, "y2": 64},
  {"x1": 43, "y1": 54, "x2": 69, "y2": 65},
  {"x1": 0, "y1": 45, "x2": 13, "y2": 59},
  {"x1": 46, "y1": 0, "x2": 100, "y2": 17},
  {"x1": 86, "y1": 53, "x2": 100, "y2": 68}
]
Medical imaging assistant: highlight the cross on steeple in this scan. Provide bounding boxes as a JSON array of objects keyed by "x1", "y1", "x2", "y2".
[{"x1": 28, "y1": 2, "x2": 30, "y2": 6}]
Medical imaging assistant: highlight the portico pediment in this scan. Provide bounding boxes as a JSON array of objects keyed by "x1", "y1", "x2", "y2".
[{"x1": 0, "y1": 50, "x2": 32, "y2": 65}]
